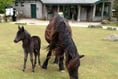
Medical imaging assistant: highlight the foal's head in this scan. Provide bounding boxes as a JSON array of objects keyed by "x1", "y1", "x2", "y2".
[{"x1": 14, "y1": 26, "x2": 30, "y2": 43}]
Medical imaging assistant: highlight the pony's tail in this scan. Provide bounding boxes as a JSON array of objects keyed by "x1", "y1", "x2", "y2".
[
  {"x1": 38, "y1": 37, "x2": 41, "y2": 48},
  {"x1": 47, "y1": 31, "x2": 59, "y2": 51},
  {"x1": 47, "y1": 21, "x2": 67, "y2": 51}
]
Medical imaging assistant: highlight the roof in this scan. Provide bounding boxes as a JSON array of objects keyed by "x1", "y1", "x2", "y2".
[{"x1": 41, "y1": 0, "x2": 100, "y2": 4}]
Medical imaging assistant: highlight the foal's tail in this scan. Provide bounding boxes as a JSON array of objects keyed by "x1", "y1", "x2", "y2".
[{"x1": 79, "y1": 55, "x2": 85, "y2": 58}]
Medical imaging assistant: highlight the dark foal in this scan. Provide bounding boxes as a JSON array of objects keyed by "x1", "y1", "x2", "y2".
[
  {"x1": 46, "y1": 15, "x2": 83, "y2": 79},
  {"x1": 14, "y1": 26, "x2": 41, "y2": 72}
]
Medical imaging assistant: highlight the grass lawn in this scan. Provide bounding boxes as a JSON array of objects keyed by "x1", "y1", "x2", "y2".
[{"x1": 0, "y1": 23, "x2": 118, "y2": 79}]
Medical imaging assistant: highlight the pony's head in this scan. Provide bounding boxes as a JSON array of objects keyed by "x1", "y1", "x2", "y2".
[
  {"x1": 14, "y1": 25, "x2": 27, "y2": 43},
  {"x1": 65, "y1": 55, "x2": 80, "y2": 79}
]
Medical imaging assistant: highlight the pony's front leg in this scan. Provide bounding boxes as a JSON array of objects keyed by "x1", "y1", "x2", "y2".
[
  {"x1": 22, "y1": 52, "x2": 28, "y2": 72},
  {"x1": 42, "y1": 50, "x2": 52, "y2": 69},
  {"x1": 30, "y1": 52, "x2": 35, "y2": 72},
  {"x1": 59, "y1": 55, "x2": 65, "y2": 72},
  {"x1": 53, "y1": 55, "x2": 58, "y2": 64}
]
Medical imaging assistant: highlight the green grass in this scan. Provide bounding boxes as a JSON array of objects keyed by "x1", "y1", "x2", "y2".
[{"x1": 0, "y1": 23, "x2": 118, "y2": 79}]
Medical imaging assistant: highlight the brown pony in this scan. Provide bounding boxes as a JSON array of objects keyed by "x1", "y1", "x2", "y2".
[
  {"x1": 42, "y1": 15, "x2": 72, "y2": 71},
  {"x1": 42, "y1": 15, "x2": 84, "y2": 79}
]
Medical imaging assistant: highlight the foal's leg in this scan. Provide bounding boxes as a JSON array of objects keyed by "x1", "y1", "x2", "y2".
[
  {"x1": 30, "y1": 52, "x2": 35, "y2": 72},
  {"x1": 42, "y1": 50, "x2": 52, "y2": 69},
  {"x1": 37, "y1": 50, "x2": 41, "y2": 66},
  {"x1": 22, "y1": 52, "x2": 28, "y2": 72},
  {"x1": 34, "y1": 50, "x2": 37, "y2": 68}
]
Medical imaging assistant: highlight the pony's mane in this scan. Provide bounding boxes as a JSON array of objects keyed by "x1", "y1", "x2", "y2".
[
  {"x1": 55, "y1": 15, "x2": 65, "y2": 25},
  {"x1": 57, "y1": 21, "x2": 78, "y2": 56},
  {"x1": 23, "y1": 29, "x2": 31, "y2": 39},
  {"x1": 49, "y1": 16, "x2": 78, "y2": 58},
  {"x1": 51, "y1": 18, "x2": 80, "y2": 71},
  {"x1": 57, "y1": 22, "x2": 80, "y2": 71}
]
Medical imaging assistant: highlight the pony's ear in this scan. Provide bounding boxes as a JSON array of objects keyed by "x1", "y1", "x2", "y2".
[
  {"x1": 18, "y1": 25, "x2": 21, "y2": 30},
  {"x1": 21, "y1": 26, "x2": 24, "y2": 31}
]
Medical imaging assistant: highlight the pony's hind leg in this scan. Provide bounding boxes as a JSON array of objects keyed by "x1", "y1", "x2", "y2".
[
  {"x1": 22, "y1": 52, "x2": 28, "y2": 72},
  {"x1": 42, "y1": 50, "x2": 52, "y2": 69}
]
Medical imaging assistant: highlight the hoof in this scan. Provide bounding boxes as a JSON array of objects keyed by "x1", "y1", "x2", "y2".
[
  {"x1": 22, "y1": 69, "x2": 25, "y2": 72},
  {"x1": 53, "y1": 61, "x2": 58, "y2": 64},
  {"x1": 38, "y1": 62, "x2": 41, "y2": 66},
  {"x1": 38, "y1": 64, "x2": 41, "y2": 67},
  {"x1": 53, "y1": 62, "x2": 58, "y2": 64},
  {"x1": 32, "y1": 66, "x2": 35, "y2": 72},
  {"x1": 34, "y1": 65, "x2": 36, "y2": 68},
  {"x1": 42, "y1": 65, "x2": 47, "y2": 69},
  {"x1": 32, "y1": 70, "x2": 35, "y2": 72},
  {"x1": 60, "y1": 70, "x2": 65, "y2": 72}
]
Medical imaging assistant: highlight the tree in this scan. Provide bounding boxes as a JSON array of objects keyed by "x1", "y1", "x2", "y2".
[
  {"x1": 0, "y1": 0, "x2": 14, "y2": 13},
  {"x1": 113, "y1": 0, "x2": 118, "y2": 20}
]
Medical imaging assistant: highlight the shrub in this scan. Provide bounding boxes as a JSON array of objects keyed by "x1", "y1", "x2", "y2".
[
  {"x1": 101, "y1": 20, "x2": 110, "y2": 24},
  {"x1": 107, "y1": 27, "x2": 117, "y2": 30},
  {"x1": 88, "y1": 24, "x2": 102, "y2": 28}
]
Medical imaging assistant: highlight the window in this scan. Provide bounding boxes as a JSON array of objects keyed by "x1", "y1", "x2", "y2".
[
  {"x1": 95, "y1": 3, "x2": 102, "y2": 16},
  {"x1": 21, "y1": 2, "x2": 24, "y2": 7},
  {"x1": 104, "y1": 3, "x2": 110, "y2": 16},
  {"x1": 47, "y1": 5, "x2": 53, "y2": 14},
  {"x1": 15, "y1": 2, "x2": 18, "y2": 6}
]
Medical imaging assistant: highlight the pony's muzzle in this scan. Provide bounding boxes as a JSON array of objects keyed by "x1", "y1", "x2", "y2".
[{"x1": 14, "y1": 39, "x2": 18, "y2": 43}]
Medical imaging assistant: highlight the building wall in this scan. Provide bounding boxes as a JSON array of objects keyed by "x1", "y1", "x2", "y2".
[
  {"x1": 14, "y1": 1, "x2": 42, "y2": 19},
  {"x1": 80, "y1": 6, "x2": 93, "y2": 21},
  {"x1": 93, "y1": 1, "x2": 112, "y2": 21},
  {"x1": 13, "y1": 0, "x2": 112, "y2": 22}
]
